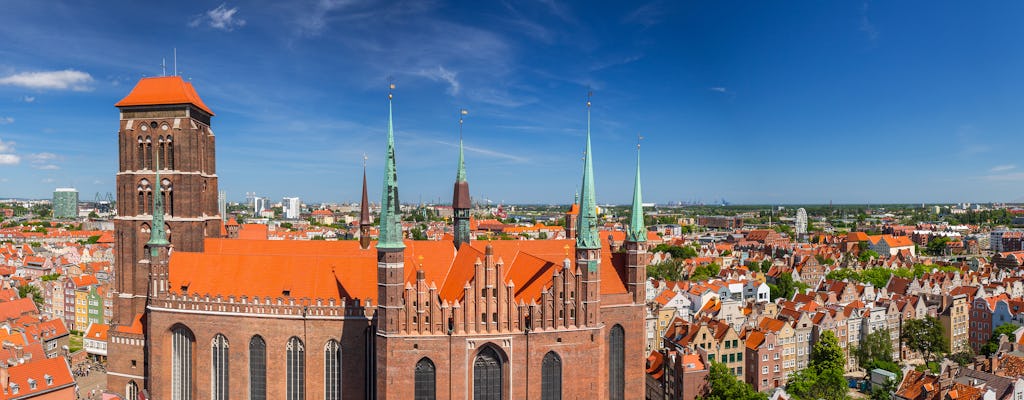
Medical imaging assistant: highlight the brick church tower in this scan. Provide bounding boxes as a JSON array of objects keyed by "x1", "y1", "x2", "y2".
[{"x1": 108, "y1": 76, "x2": 222, "y2": 396}]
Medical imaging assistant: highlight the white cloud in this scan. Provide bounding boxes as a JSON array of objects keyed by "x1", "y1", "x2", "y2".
[
  {"x1": 40, "y1": 178, "x2": 55, "y2": 184},
  {"x1": 437, "y1": 140, "x2": 528, "y2": 163},
  {"x1": 191, "y1": 3, "x2": 246, "y2": 31},
  {"x1": 991, "y1": 164, "x2": 1016, "y2": 172},
  {"x1": 28, "y1": 152, "x2": 59, "y2": 162},
  {"x1": 93, "y1": 180, "x2": 103, "y2": 185},
  {"x1": 416, "y1": 66, "x2": 460, "y2": 96},
  {"x1": 709, "y1": 87, "x2": 728, "y2": 93},
  {"x1": 22, "y1": 96, "x2": 35, "y2": 103},
  {"x1": 28, "y1": 152, "x2": 61, "y2": 170},
  {"x1": 0, "y1": 70, "x2": 94, "y2": 91},
  {"x1": 0, "y1": 117, "x2": 12, "y2": 124},
  {"x1": 0, "y1": 154, "x2": 19, "y2": 165},
  {"x1": 0, "y1": 139, "x2": 18, "y2": 166}
]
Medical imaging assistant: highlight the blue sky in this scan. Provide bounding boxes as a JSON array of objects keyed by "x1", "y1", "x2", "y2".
[{"x1": 2, "y1": 1, "x2": 1024, "y2": 205}]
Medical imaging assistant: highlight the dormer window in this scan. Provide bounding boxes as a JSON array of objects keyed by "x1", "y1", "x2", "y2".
[
  {"x1": 27, "y1": 378, "x2": 35, "y2": 389},
  {"x1": 44, "y1": 374, "x2": 52, "y2": 385},
  {"x1": 10, "y1": 383, "x2": 17, "y2": 394}
]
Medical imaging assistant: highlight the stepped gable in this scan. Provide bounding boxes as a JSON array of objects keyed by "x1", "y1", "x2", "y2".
[{"x1": 167, "y1": 234, "x2": 629, "y2": 305}]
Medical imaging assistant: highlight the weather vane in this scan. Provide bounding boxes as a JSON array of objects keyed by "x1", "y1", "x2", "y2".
[
  {"x1": 637, "y1": 134, "x2": 643, "y2": 150},
  {"x1": 362, "y1": 153, "x2": 368, "y2": 168},
  {"x1": 586, "y1": 89, "x2": 592, "y2": 108},
  {"x1": 388, "y1": 76, "x2": 395, "y2": 100}
]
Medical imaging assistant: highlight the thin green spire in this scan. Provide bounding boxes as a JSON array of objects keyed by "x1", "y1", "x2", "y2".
[
  {"x1": 457, "y1": 109, "x2": 467, "y2": 183},
  {"x1": 147, "y1": 141, "x2": 169, "y2": 252},
  {"x1": 627, "y1": 138, "x2": 646, "y2": 242},
  {"x1": 377, "y1": 87, "x2": 405, "y2": 249},
  {"x1": 577, "y1": 94, "x2": 600, "y2": 250}
]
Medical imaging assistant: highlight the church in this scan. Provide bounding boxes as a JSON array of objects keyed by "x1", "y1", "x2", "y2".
[{"x1": 106, "y1": 75, "x2": 650, "y2": 400}]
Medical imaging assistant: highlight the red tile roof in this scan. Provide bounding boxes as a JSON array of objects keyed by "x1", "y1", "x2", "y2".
[
  {"x1": 169, "y1": 236, "x2": 630, "y2": 305},
  {"x1": 85, "y1": 323, "x2": 109, "y2": 342},
  {"x1": 115, "y1": 76, "x2": 214, "y2": 115},
  {"x1": 0, "y1": 356, "x2": 75, "y2": 399}
]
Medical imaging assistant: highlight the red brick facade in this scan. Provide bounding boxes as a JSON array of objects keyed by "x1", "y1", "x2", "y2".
[{"x1": 107, "y1": 77, "x2": 649, "y2": 399}]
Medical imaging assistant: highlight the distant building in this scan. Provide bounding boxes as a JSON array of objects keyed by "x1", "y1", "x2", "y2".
[
  {"x1": 218, "y1": 191, "x2": 227, "y2": 221},
  {"x1": 795, "y1": 208, "x2": 807, "y2": 236},
  {"x1": 283, "y1": 196, "x2": 301, "y2": 219},
  {"x1": 698, "y1": 215, "x2": 743, "y2": 230},
  {"x1": 52, "y1": 188, "x2": 78, "y2": 219}
]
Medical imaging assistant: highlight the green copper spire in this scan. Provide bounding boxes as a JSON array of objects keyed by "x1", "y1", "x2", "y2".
[
  {"x1": 577, "y1": 94, "x2": 600, "y2": 250},
  {"x1": 627, "y1": 139, "x2": 646, "y2": 242},
  {"x1": 147, "y1": 142, "x2": 169, "y2": 253},
  {"x1": 377, "y1": 86, "x2": 405, "y2": 250},
  {"x1": 456, "y1": 109, "x2": 467, "y2": 183}
]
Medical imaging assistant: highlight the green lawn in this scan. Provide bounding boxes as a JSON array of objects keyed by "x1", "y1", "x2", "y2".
[{"x1": 69, "y1": 333, "x2": 83, "y2": 353}]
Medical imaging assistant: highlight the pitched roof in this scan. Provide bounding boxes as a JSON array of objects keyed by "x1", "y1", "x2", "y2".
[
  {"x1": 84, "y1": 323, "x2": 109, "y2": 342},
  {"x1": 115, "y1": 76, "x2": 214, "y2": 115},
  {"x1": 168, "y1": 236, "x2": 629, "y2": 305},
  {"x1": 1, "y1": 357, "x2": 75, "y2": 399}
]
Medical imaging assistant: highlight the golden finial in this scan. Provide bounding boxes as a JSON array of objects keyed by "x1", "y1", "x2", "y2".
[
  {"x1": 563, "y1": 244, "x2": 570, "y2": 257},
  {"x1": 586, "y1": 90, "x2": 592, "y2": 108},
  {"x1": 388, "y1": 78, "x2": 395, "y2": 100},
  {"x1": 637, "y1": 134, "x2": 643, "y2": 150}
]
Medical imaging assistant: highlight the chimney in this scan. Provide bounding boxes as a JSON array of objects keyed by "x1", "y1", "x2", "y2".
[{"x1": 0, "y1": 361, "x2": 8, "y2": 393}]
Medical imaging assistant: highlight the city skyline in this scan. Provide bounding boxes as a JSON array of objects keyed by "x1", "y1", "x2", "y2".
[{"x1": 3, "y1": 1, "x2": 1024, "y2": 204}]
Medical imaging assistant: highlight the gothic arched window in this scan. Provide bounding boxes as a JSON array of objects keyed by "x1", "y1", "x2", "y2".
[
  {"x1": 415, "y1": 358, "x2": 436, "y2": 400},
  {"x1": 126, "y1": 381, "x2": 139, "y2": 400},
  {"x1": 324, "y1": 340, "x2": 341, "y2": 400},
  {"x1": 136, "y1": 136, "x2": 144, "y2": 170},
  {"x1": 249, "y1": 336, "x2": 266, "y2": 400},
  {"x1": 211, "y1": 334, "x2": 229, "y2": 400},
  {"x1": 166, "y1": 135, "x2": 175, "y2": 169},
  {"x1": 145, "y1": 136, "x2": 153, "y2": 170},
  {"x1": 287, "y1": 337, "x2": 305, "y2": 400},
  {"x1": 161, "y1": 178, "x2": 173, "y2": 216},
  {"x1": 473, "y1": 346, "x2": 502, "y2": 400},
  {"x1": 171, "y1": 325, "x2": 194, "y2": 400},
  {"x1": 542, "y1": 351, "x2": 562, "y2": 400},
  {"x1": 609, "y1": 324, "x2": 625, "y2": 400}
]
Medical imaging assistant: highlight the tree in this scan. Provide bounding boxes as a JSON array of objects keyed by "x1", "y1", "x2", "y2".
[
  {"x1": 948, "y1": 343, "x2": 975, "y2": 366},
  {"x1": 18, "y1": 285, "x2": 42, "y2": 308},
  {"x1": 853, "y1": 328, "x2": 894, "y2": 371},
  {"x1": 770, "y1": 272, "x2": 798, "y2": 301},
  {"x1": 647, "y1": 259, "x2": 684, "y2": 281},
  {"x1": 652, "y1": 244, "x2": 698, "y2": 260},
  {"x1": 702, "y1": 361, "x2": 767, "y2": 400},
  {"x1": 690, "y1": 263, "x2": 721, "y2": 282},
  {"x1": 787, "y1": 331, "x2": 848, "y2": 400},
  {"x1": 760, "y1": 259, "x2": 773, "y2": 273},
  {"x1": 870, "y1": 377, "x2": 897, "y2": 400},
  {"x1": 926, "y1": 237, "x2": 951, "y2": 256},
  {"x1": 900, "y1": 316, "x2": 946, "y2": 364},
  {"x1": 87, "y1": 211, "x2": 99, "y2": 219},
  {"x1": 982, "y1": 323, "x2": 1020, "y2": 355}
]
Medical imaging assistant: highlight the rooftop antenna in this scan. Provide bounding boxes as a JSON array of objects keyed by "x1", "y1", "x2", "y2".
[
  {"x1": 173, "y1": 48, "x2": 178, "y2": 76},
  {"x1": 161, "y1": 58, "x2": 167, "y2": 76}
]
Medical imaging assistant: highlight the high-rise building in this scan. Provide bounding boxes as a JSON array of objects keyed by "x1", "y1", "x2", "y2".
[
  {"x1": 218, "y1": 190, "x2": 227, "y2": 221},
  {"x1": 52, "y1": 188, "x2": 79, "y2": 219},
  {"x1": 283, "y1": 196, "x2": 301, "y2": 219},
  {"x1": 253, "y1": 196, "x2": 268, "y2": 215},
  {"x1": 795, "y1": 207, "x2": 808, "y2": 236}
]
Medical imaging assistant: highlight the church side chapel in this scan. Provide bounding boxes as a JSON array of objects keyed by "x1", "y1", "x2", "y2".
[{"x1": 107, "y1": 76, "x2": 649, "y2": 400}]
